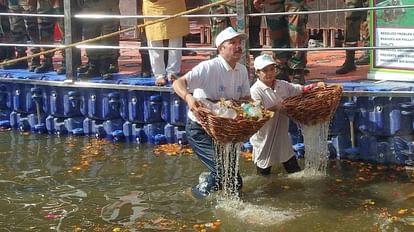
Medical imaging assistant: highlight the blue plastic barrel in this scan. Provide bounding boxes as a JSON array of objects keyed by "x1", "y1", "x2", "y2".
[
  {"x1": 164, "y1": 123, "x2": 175, "y2": 143},
  {"x1": 355, "y1": 85, "x2": 413, "y2": 136},
  {"x1": 144, "y1": 123, "x2": 165, "y2": 144},
  {"x1": 121, "y1": 91, "x2": 145, "y2": 123},
  {"x1": 13, "y1": 83, "x2": 36, "y2": 114},
  {"x1": 144, "y1": 94, "x2": 163, "y2": 123},
  {"x1": 170, "y1": 93, "x2": 187, "y2": 126},
  {"x1": 0, "y1": 84, "x2": 11, "y2": 110}
]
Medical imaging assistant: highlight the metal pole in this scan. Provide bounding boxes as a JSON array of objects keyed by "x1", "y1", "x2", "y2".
[
  {"x1": 236, "y1": 0, "x2": 249, "y2": 69},
  {"x1": 63, "y1": 0, "x2": 81, "y2": 82}
]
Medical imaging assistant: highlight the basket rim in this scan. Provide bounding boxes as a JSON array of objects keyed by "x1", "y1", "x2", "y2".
[
  {"x1": 281, "y1": 85, "x2": 343, "y2": 126},
  {"x1": 193, "y1": 100, "x2": 273, "y2": 143}
]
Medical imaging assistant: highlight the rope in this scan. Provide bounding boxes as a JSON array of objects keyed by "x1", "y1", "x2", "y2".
[{"x1": 0, "y1": 0, "x2": 230, "y2": 67}]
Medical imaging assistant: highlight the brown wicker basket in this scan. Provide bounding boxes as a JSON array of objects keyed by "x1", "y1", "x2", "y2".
[
  {"x1": 194, "y1": 100, "x2": 273, "y2": 144},
  {"x1": 282, "y1": 85, "x2": 343, "y2": 126}
]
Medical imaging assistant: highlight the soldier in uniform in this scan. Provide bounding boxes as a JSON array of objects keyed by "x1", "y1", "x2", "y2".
[
  {"x1": 249, "y1": 0, "x2": 262, "y2": 59},
  {"x1": 254, "y1": 0, "x2": 309, "y2": 84},
  {"x1": 78, "y1": 0, "x2": 120, "y2": 80},
  {"x1": 4, "y1": 0, "x2": 55, "y2": 73},
  {"x1": 0, "y1": 0, "x2": 14, "y2": 61},
  {"x1": 136, "y1": 0, "x2": 152, "y2": 77},
  {"x1": 52, "y1": 0, "x2": 82, "y2": 75},
  {"x1": 209, "y1": 0, "x2": 233, "y2": 48},
  {"x1": 336, "y1": 0, "x2": 369, "y2": 74},
  {"x1": 355, "y1": 0, "x2": 370, "y2": 65}
]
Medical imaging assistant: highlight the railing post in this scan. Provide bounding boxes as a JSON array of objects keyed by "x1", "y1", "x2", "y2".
[
  {"x1": 63, "y1": 1, "x2": 81, "y2": 82},
  {"x1": 236, "y1": 0, "x2": 249, "y2": 66},
  {"x1": 235, "y1": 0, "x2": 249, "y2": 68}
]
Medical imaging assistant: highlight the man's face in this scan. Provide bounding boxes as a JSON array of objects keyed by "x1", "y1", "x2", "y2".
[{"x1": 218, "y1": 37, "x2": 243, "y2": 61}]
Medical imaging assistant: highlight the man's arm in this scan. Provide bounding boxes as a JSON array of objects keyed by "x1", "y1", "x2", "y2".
[{"x1": 172, "y1": 76, "x2": 198, "y2": 111}]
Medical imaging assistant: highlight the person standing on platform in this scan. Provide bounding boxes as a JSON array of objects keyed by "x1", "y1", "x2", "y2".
[
  {"x1": 209, "y1": 0, "x2": 233, "y2": 47},
  {"x1": 52, "y1": 0, "x2": 83, "y2": 75},
  {"x1": 137, "y1": 0, "x2": 152, "y2": 77},
  {"x1": 254, "y1": 0, "x2": 309, "y2": 84},
  {"x1": 248, "y1": 0, "x2": 262, "y2": 59},
  {"x1": 336, "y1": 0, "x2": 368, "y2": 74},
  {"x1": 355, "y1": 0, "x2": 370, "y2": 65},
  {"x1": 3, "y1": 0, "x2": 55, "y2": 73},
  {"x1": 143, "y1": 0, "x2": 189, "y2": 86},
  {"x1": 172, "y1": 27, "x2": 251, "y2": 198},
  {"x1": 0, "y1": 0, "x2": 14, "y2": 62},
  {"x1": 78, "y1": 0, "x2": 120, "y2": 80}
]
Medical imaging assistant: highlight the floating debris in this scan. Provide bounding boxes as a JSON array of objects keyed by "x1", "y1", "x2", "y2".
[
  {"x1": 69, "y1": 138, "x2": 118, "y2": 172},
  {"x1": 153, "y1": 144, "x2": 193, "y2": 156},
  {"x1": 240, "y1": 151, "x2": 252, "y2": 161}
]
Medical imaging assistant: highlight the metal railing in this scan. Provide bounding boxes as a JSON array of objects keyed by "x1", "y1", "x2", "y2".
[{"x1": 0, "y1": 0, "x2": 412, "y2": 95}]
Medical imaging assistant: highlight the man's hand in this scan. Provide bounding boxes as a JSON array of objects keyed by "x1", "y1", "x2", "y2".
[
  {"x1": 185, "y1": 94, "x2": 203, "y2": 119},
  {"x1": 316, "y1": 82, "x2": 327, "y2": 88},
  {"x1": 185, "y1": 94, "x2": 198, "y2": 111}
]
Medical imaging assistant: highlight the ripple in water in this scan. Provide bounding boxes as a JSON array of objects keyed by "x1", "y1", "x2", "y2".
[
  {"x1": 216, "y1": 199, "x2": 299, "y2": 226},
  {"x1": 101, "y1": 190, "x2": 149, "y2": 226}
]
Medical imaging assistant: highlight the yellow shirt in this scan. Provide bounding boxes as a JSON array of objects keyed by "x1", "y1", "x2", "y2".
[{"x1": 143, "y1": 0, "x2": 189, "y2": 41}]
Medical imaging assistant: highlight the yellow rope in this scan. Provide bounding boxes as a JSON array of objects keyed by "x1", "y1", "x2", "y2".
[{"x1": 0, "y1": 0, "x2": 230, "y2": 66}]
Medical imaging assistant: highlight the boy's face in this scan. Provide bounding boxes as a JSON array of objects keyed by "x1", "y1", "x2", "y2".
[{"x1": 257, "y1": 64, "x2": 276, "y2": 84}]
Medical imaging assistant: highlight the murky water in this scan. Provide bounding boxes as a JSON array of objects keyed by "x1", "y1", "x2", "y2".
[{"x1": 1, "y1": 131, "x2": 414, "y2": 232}]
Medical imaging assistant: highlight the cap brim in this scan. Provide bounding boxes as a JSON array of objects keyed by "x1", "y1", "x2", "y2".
[
  {"x1": 256, "y1": 61, "x2": 276, "y2": 70},
  {"x1": 217, "y1": 32, "x2": 248, "y2": 47},
  {"x1": 230, "y1": 32, "x2": 247, "y2": 41}
]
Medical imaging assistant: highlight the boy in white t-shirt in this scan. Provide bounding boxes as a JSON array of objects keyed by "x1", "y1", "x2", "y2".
[{"x1": 250, "y1": 54, "x2": 324, "y2": 175}]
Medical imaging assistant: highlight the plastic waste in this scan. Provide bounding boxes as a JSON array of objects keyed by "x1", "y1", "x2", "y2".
[
  {"x1": 199, "y1": 99, "x2": 237, "y2": 119},
  {"x1": 241, "y1": 102, "x2": 263, "y2": 118},
  {"x1": 212, "y1": 106, "x2": 237, "y2": 119}
]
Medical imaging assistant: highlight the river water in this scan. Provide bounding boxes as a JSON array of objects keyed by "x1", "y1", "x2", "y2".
[{"x1": 1, "y1": 131, "x2": 414, "y2": 232}]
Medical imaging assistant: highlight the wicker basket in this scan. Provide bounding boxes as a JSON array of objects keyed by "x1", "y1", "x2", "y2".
[
  {"x1": 282, "y1": 85, "x2": 343, "y2": 126},
  {"x1": 194, "y1": 100, "x2": 273, "y2": 144}
]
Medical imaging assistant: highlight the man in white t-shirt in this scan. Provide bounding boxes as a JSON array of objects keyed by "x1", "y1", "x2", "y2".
[{"x1": 172, "y1": 27, "x2": 251, "y2": 198}]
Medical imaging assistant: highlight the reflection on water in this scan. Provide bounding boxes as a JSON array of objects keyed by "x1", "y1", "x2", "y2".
[{"x1": 1, "y1": 131, "x2": 414, "y2": 231}]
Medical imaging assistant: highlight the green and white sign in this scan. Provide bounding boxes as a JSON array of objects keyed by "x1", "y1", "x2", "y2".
[{"x1": 369, "y1": 0, "x2": 414, "y2": 81}]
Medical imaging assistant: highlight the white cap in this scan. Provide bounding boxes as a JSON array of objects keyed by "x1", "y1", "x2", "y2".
[
  {"x1": 215, "y1": 27, "x2": 247, "y2": 47},
  {"x1": 254, "y1": 54, "x2": 276, "y2": 70}
]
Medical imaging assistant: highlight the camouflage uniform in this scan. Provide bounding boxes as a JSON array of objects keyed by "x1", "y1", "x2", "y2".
[
  {"x1": 79, "y1": 0, "x2": 120, "y2": 80},
  {"x1": 137, "y1": 0, "x2": 152, "y2": 77},
  {"x1": 355, "y1": 0, "x2": 370, "y2": 65},
  {"x1": 5, "y1": 0, "x2": 55, "y2": 72},
  {"x1": 248, "y1": 0, "x2": 262, "y2": 58},
  {"x1": 209, "y1": 0, "x2": 233, "y2": 54},
  {"x1": 53, "y1": 0, "x2": 82, "y2": 75},
  {"x1": 262, "y1": 0, "x2": 308, "y2": 84},
  {"x1": 210, "y1": 0, "x2": 262, "y2": 58},
  {"x1": 336, "y1": 0, "x2": 369, "y2": 74}
]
